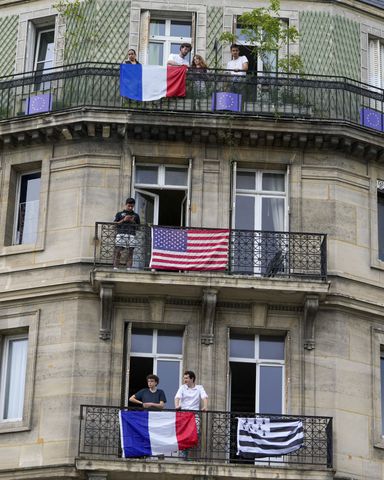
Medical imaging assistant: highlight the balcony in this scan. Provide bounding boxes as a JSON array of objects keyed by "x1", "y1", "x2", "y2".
[
  {"x1": 94, "y1": 223, "x2": 327, "y2": 281},
  {"x1": 77, "y1": 406, "x2": 333, "y2": 476},
  {"x1": 0, "y1": 62, "x2": 383, "y2": 135}
]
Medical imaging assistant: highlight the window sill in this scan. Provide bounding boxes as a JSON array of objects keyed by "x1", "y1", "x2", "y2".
[
  {"x1": 0, "y1": 420, "x2": 30, "y2": 434},
  {"x1": 374, "y1": 440, "x2": 384, "y2": 450},
  {"x1": 0, "y1": 244, "x2": 44, "y2": 257}
]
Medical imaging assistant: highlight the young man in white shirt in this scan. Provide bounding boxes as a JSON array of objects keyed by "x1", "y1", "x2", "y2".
[
  {"x1": 227, "y1": 44, "x2": 249, "y2": 76},
  {"x1": 167, "y1": 43, "x2": 192, "y2": 66},
  {"x1": 174, "y1": 370, "x2": 208, "y2": 411}
]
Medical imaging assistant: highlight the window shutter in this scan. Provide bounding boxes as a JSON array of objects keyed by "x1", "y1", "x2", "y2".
[
  {"x1": 369, "y1": 38, "x2": 380, "y2": 88},
  {"x1": 139, "y1": 10, "x2": 151, "y2": 64}
]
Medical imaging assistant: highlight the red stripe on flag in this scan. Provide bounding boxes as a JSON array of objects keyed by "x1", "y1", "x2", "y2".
[
  {"x1": 166, "y1": 65, "x2": 187, "y2": 97},
  {"x1": 175, "y1": 411, "x2": 198, "y2": 451}
]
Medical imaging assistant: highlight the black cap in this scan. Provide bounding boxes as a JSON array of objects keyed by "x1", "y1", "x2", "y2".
[{"x1": 125, "y1": 197, "x2": 135, "y2": 204}]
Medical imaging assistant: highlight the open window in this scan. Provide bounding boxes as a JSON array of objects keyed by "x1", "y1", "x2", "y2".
[
  {"x1": 378, "y1": 181, "x2": 384, "y2": 261},
  {"x1": 140, "y1": 11, "x2": 194, "y2": 65},
  {"x1": 133, "y1": 163, "x2": 191, "y2": 227},
  {"x1": 13, "y1": 171, "x2": 41, "y2": 245}
]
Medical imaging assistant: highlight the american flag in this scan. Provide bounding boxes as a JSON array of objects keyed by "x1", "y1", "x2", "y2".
[
  {"x1": 150, "y1": 227, "x2": 229, "y2": 271},
  {"x1": 237, "y1": 417, "x2": 304, "y2": 458}
]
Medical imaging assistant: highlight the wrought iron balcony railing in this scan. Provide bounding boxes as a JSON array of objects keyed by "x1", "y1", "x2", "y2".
[
  {"x1": 94, "y1": 223, "x2": 327, "y2": 280},
  {"x1": 78, "y1": 405, "x2": 333, "y2": 468},
  {"x1": 0, "y1": 62, "x2": 383, "y2": 133}
]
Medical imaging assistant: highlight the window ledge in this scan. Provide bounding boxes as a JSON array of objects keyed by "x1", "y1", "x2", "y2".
[
  {"x1": 0, "y1": 421, "x2": 30, "y2": 434},
  {"x1": 374, "y1": 440, "x2": 384, "y2": 450},
  {"x1": 0, "y1": 244, "x2": 44, "y2": 257}
]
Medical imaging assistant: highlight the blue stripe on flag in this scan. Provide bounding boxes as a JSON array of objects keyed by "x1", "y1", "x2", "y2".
[
  {"x1": 120, "y1": 410, "x2": 152, "y2": 457},
  {"x1": 120, "y1": 64, "x2": 143, "y2": 101}
]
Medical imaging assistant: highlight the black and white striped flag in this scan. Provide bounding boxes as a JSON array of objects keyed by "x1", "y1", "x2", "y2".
[{"x1": 237, "y1": 417, "x2": 304, "y2": 457}]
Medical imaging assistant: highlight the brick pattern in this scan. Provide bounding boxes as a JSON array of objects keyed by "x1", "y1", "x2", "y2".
[
  {"x1": 300, "y1": 12, "x2": 360, "y2": 80},
  {"x1": 0, "y1": 15, "x2": 18, "y2": 77},
  {"x1": 206, "y1": 6, "x2": 223, "y2": 68}
]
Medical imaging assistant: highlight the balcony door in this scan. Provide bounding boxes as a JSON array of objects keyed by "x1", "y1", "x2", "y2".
[
  {"x1": 134, "y1": 164, "x2": 190, "y2": 227},
  {"x1": 232, "y1": 170, "x2": 287, "y2": 274}
]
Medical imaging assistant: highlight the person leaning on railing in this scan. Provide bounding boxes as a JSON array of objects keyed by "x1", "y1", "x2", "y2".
[
  {"x1": 226, "y1": 44, "x2": 248, "y2": 95},
  {"x1": 124, "y1": 48, "x2": 141, "y2": 64},
  {"x1": 190, "y1": 54, "x2": 209, "y2": 98},
  {"x1": 112, "y1": 197, "x2": 140, "y2": 270}
]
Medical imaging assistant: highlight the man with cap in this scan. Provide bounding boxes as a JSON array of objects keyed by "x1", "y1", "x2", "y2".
[{"x1": 113, "y1": 197, "x2": 140, "y2": 269}]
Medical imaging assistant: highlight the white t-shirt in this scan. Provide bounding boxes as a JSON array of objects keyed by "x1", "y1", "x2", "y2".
[
  {"x1": 168, "y1": 53, "x2": 189, "y2": 66},
  {"x1": 227, "y1": 56, "x2": 248, "y2": 76},
  {"x1": 175, "y1": 384, "x2": 208, "y2": 410}
]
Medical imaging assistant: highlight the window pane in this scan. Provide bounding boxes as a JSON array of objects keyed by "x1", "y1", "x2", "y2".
[
  {"x1": 16, "y1": 173, "x2": 41, "y2": 245},
  {"x1": 259, "y1": 365, "x2": 282, "y2": 414},
  {"x1": 378, "y1": 193, "x2": 384, "y2": 261},
  {"x1": 157, "y1": 330, "x2": 183, "y2": 354},
  {"x1": 150, "y1": 19, "x2": 165, "y2": 36},
  {"x1": 381, "y1": 355, "x2": 384, "y2": 433},
  {"x1": 131, "y1": 329, "x2": 153, "y2": 353},
  {"x1": 262, "y1": 173, "x2": 285, "y2": 192},
  {"x1": 230, "y1": 334, "x2": 254, "y2": 358},
  {"x1": 157, "y1": 360, "x2": 180, "y2": 403},
  {"x1": 135, "y1": 166, "x2": 158, "y2": 184},
  {"x1": 235, "y1": 195, "x2": 255, "y2": 230},
  {"x1": 261, "y1": 197, "x2": 284, "y2": 231},
  {"x1": 36, "y1": 30, "x2": 55, "y2": 70},
  {"x1": 259, "y1": 336, "x2": 285, "y2": 360},
  {"x1": 3, "y1": 337, "x2": 28, "y2": 420},
  {"x1": 164, "y1": 167, "x2": 188, "y2": 186},
  {"x1": 236, "y1": 23, "x2": 248, "y2": 43},
  {"x1": 170, "y1": 20, "x2": 192, "y2": 37},
  {"x1": 148, "y1": 43, "x2": 164, "y2": 65},
  {"x1": 237, "y1": 172, "x2": 256, "y2": 190}
]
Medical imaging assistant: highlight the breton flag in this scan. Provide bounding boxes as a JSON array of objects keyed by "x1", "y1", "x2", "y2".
[
  {"x1": 119, "y1": 410, "x2": 198, "y2": 457},
  {"x1": 120, "y1": 64, "x2": 187, "y2": 102},
  {"x1": 237, "y1": 417, "x2": 304, "y2": 457},
  {"x1": 149, "y1": 226, "x2": 230, "y2": 271}
]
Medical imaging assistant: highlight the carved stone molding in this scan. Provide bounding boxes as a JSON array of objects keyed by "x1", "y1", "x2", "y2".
[
  {"x1": 149, "y1": 296, "x2": 165, "y2": 323},
  {"x1": 201, "y1": 288, "x2": 218, "y2": 345},
  {"x1": 99, "y1": 283, "x2": 114, "y2": 341},
  {"x1": 303, "y1": 295, "x2": 319, "y2": 350}
]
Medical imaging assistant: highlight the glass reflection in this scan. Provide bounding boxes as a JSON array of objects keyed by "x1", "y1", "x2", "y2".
[
  {"x1": 259, "y1": 366, "x2": 282, "y2": 414},
  {"x1": 131, "y1": 329, "x2": 153, "y2": 353},
  {"x1": 230, "y1": 334, "x2": 254, "y2": 358},
  {"x1": 259, "y1": 336, "x2": 285, "y2": 360},
  {"x1": 157, "y1": 330, "x2": 183, "y2": 354}
]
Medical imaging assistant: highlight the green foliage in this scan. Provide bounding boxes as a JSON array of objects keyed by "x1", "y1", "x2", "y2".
[{"x1": 219, "y1": 0, "x2": 303, "y2": 74}]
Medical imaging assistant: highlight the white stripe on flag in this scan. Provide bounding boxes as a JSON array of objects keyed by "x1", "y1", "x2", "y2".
[
  {"x1": 148, "y1": 411, "x2": 178, "y2": 455},
  {"x1": 142, "y1": 66, "x2": 167, "y2": 101}
]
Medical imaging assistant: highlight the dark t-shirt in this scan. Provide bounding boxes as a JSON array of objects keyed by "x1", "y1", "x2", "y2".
[
  {"x1": 135, "y1": 388, "x2": 167, "y2": 406},
  {"x1": 114, "y1": 210, "x2": 140, "y2": 234}
]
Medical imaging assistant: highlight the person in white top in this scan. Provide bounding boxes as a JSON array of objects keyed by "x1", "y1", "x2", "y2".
[
  {"x1": 227, "y1": 44, "x2": 248, "y2": 76},
  {"x1": 175, "y1": 370, "x2": 208, "y2": 411},
  {"x1": 167, "y1": 43, "x2": 192, "y2": 66}
]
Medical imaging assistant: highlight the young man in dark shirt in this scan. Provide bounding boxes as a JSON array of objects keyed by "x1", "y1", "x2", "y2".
[
  {"x1": 113, "y1": 197, "x2": 140, "y2": 269},
  {"x1": 129, "y1": 374, "x2": 166, "y2": 410}
]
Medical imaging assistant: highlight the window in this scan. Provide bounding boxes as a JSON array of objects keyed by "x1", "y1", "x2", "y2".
[
  {"x1": 381, "y1": 350, "x2": 384, "y2": 435},
  {"x1": 134, "y1": 164, "x2": 190, "y2": 226},
  {"x1": 148, "y1": 17, "x2": 192, "y2": 65},
  {"x1": 128, "y1": 328, "x2": 183, "y2": 405},
  {"x1": 378, "y1": 183, "x2": 384, "y2": 261},
  {"x1": 0, "y1": 335, "x2": 28, "y2": 421},
  {"x1": 34, "y1": 28, "x2": 55, "y2": 72},
  {"x1": 229, "y1": 333, "x2": 285, "y2": 414},
  {"x1": 235, "y1": 170, "x2": 286, "y2": 232},
  {"x1": 14, "y1": 171, "x2": 41, "y2": 245},
  {"x1": 369, "y1": 38, "x2": 384, "y2": 89}
]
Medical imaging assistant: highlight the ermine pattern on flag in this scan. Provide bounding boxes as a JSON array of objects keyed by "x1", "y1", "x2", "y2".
[
  {"x1": 149, "y1": 227, "x2": 230, "y2": 271},
  {"x1": 237, "y1": 417, "x2": 304, "y2": 457},
  {"x1": 119, "y1": 410, "x2": 198, "y2": 457}
]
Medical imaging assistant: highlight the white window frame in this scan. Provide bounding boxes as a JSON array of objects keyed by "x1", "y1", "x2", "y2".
[
  {"x1": 369, "y1": 37, "x2": 384, "y2": 90},
  {"x1": 134, "y1": 164, "x2": 189, "y2": 190},
  {"x1": 13, "y1": 170, "x2": 41, "y2": 246},
  {"x1": 0, "y1": 334, "x2": 28, "y2": 422},
  {"x1": 34, "y1": 27, "x2": 55, "y2": 72},
  {"x1": 0, "y1": 311, "x2": 39, "y2": 433},
  {"x1": 148, "y1": 17, "x2": 192, "y2": 65},
  {"x1": 234, "y1": 169, "x2": 288, "y2": 231},
  {"x1": 229, "y1": 333, "x2": 285, "y2": 414}
]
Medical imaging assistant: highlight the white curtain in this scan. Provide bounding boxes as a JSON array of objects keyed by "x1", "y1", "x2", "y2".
[{"x1": 3, "y1": 337, "x2": 28, "y2": 420}]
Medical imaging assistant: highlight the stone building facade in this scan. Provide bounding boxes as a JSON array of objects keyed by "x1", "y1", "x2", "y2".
[{"x1": 0, "y1": 0, "x2": 384, "y2": 479}]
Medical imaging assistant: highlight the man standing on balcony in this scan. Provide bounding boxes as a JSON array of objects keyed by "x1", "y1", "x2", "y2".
[
  {"x1": 227, "y1": 44, "x2": 248, "y2": 76},
  {"x1": 175, "y1": 370, "x2": 208, "y2": 411},
  {"x1": 129, "y1": 374, "x2": 166, "y2": 410},
  {"x1": 113, "y1": 197, "x2": 140, "y2": 270},
  {"x1": 167, "y1": 43, "x2": 192, "y2": 66}
]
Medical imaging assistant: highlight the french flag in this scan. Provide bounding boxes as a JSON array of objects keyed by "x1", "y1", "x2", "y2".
[
  {"x1": 119, "y1": 410, "x2": 198, "y2": 457},
  {"x1": 120, "y1": 64, "x2": 187, "y2": 102}
]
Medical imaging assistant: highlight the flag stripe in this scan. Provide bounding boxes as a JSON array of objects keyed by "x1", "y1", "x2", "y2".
[
  {"x1": 143, "y1": 66, "x2": 167, "y2": 101},
  {"x1": 237, "y1": 417, "x2": 304, "y2": 458},
  {"x1": 175, "y1": 411, "x2": 198, "y2": 450},
  {"x1": 150, "y1": 226, "x2": 230, "y2": 271},
  {"x1": 166, "y1": 65, "x2": 188, "y2": 97}
]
